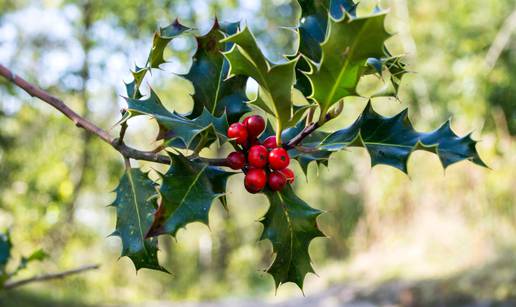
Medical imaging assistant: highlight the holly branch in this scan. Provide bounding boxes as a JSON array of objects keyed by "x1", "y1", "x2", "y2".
[{"x1": 0, "y1": 63, "x2": 318, "y2": 167}]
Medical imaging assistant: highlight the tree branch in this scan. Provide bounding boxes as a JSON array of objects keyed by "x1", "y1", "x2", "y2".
[
  {"x1": 3, "y1": 264, "x2": 99, "y2": 290},
  {"x1": 284, "y1": 122, "x2": 319, "y2": 149},
  {"x1": 485, "y1": 10, "x2": 516, "y2": 72},
  {"x1": 284, "y1": 101, "x2": 344, "y2": 149},
  {"x1": 0, "y1": 64, "x2": 230, "y2": 166}
]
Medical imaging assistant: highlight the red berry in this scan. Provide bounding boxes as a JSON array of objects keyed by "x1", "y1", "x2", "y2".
[
  {"x1": 243, "y1": 115, "x2": 265, "y2": 138},
  {"x1": 244, "y1": 168, "x2": 267, "y2": 193},
  {"x1": 227, "y1": 123, "x2": 248, "y2": 145},
  {"x1": 279, "y1": 168, "x2": 295, "y2": 184},
  {"x1": 247, "y1": 145, "x2": 268, "y2": 168},
  {"x1": 268, "y1": 171, "x2": 287, "y2": 191},
  {"x1": 268, "y1": 148, "x2": 290, "y2": 170},
  {"x1": 226, "y1": 151, "x2": 246, "y2": 170},
  {"x1": 263, "y1": 136, "x2": 277, "y2": 149}
]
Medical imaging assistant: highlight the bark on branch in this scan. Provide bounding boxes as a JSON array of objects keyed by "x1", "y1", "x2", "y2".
[
  {"x1": 0, "y1": 64, "x2": 227, "y2": 165},
  {"x1": 3, "y1": 264, "x2": 100, "y2": 290}
]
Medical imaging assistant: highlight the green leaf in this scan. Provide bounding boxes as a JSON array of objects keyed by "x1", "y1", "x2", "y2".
[
  {"x1": 148, "y1": 20, "x2": 191, "y2": 69},
  {"x1": 184, "y1": 20, "x2": 251, "y2": 123},
  {"x1": 125, "y1": 65, "x2": 148, "y2": 99},
  {"x1": 24, "y1": 249, "x2": 47, "y2": 263},
  {"x1": 125, "y1": 89, "x2": 228, "y2": 149},
  {"x1": 0, "y1": 231, "x2": 11, "y2": 271},
  {"x1": 111, "y1": 168, "x2": 165, "y2": 272},
  {"x1": 296, "y1": 0, "x2": 358, "y2": 62},
  {"x1": 125, "y1": 21, "x2": 190, "y2": 99},
  {"x1": 222, "y1": 27, "x2": 298, "y2": 139},
  {"x1": 305, "y1": 12, "x2": 391, "y2": 117},
  {"x1": 366, "y1": 54, "x2": 409, "y2": 97},
  {"x1": 293, "y1": 102, "x2": 486, "y2": 173},
  {"x1": 147, "y1": 154, "x2": 233, "y2": 237},
  {"x1": 11, "y1": 249, "x2": 48, "y2": 279},
  {"x1": 294, "y1": 0, "x2": 358, "y2": 98},
  {"x1": 261, "y1": 186, "x2": 325, "y2": 290}
]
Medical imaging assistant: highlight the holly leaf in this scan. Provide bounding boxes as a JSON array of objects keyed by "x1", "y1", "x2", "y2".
[
  {"x1": 261, "y1": 186, "x2": 325, "y2": 290},
  {"x1": 293, "y1": 102, "x2": 486, "y2": 173},
  {"x1": 222, "y1": 27, "x2": 298, "y2": 136},
  {"x1": 146, "y1": 154, "x2": 233, "y2": 237},
  {"x1": 148, "y1": 20, "x2": 191, "y2": 69},
  {"x1": 297, "y1": 0, "x2": 358, "y2": 62},
  {"x1": 125, "y1": 89, "x2": 228, "y2": 149},
  {"x1": 111, "y1": 168, "x2": 165, "y2": 272},
  {"x1": 184, "y1": 20, "x2": 251, "y2": 123},
  {"x1": 125, "y1": 65, "x2": 148, "y2": 99},
  {"x1": 366, "y1": 54, "x2": 409, "y2": 97},
  {"x1": 295, "y1": 0, "x2": 358, "y2": 97},
  {"x1": 305, "y1": 12, "x2": 391, "y2": 117},
  {"x1": 125, "y1": 21, "x2": 190, "y2": 99},
  {"x1": 0, "y1": 231, "x2": 11, "y2": 271}
]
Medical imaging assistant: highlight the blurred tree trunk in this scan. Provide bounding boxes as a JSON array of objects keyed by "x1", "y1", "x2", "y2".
[{"x1": 64, "y1": 0, "x2": 94, "y2": 224}]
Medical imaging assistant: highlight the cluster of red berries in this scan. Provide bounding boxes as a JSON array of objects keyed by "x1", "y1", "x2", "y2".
[{"x1": 225, "y1": 115, "x2": 294, "y2": 194}]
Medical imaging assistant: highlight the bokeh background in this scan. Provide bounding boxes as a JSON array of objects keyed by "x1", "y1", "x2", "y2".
[{"x1": 0, "y1": 0, "x2": 515, "y2": 306}]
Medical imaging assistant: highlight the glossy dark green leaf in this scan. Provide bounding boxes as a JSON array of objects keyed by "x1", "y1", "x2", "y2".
[
  {"x1": 292, "y1": 102, "x2": 486, "y2": 173},
  {"x1": 111, "y1": 168, "x2": 165, "y2": 272},
  {"x1": 125, "y1": 65, "x2": 148, "y2": 99},
  {"x1": 222, "y1": 27, "x2": 298, "y2": 136},
  {"x1": 125, "y1": 21, "x2": 190, "y2": 99},
  {"x1": 125, "y1": 89, "x2": 228, "y2": 149},
  {"x1": 147, "y1": 154, "x2": 233, "y2": 237},
  {"x1": 296, "y1": 0, "x2": 358, "y2": 62},
  {"x1": 366, "y1": 54, "x2": 409, "y2": 97},
  {"x1": 295, "y1": 0, "x2": 358, "y2": 98},
  {"x1": 305, "y1": 12, "x2": 390, "y2": 117},
  {"x1": 148, "y1": 20, "x2": 191, "y2": 69},
  {"x1": 184, "y1": 20, "x2": 251, "y2": 122},
  {"x1": 261, "y1": 186, "x2": 325, "y2": 289}
]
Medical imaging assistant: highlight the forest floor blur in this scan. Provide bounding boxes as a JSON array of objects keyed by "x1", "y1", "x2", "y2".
[{"x1": 2, "y1": 251, "x2": 515, "y2": 307}]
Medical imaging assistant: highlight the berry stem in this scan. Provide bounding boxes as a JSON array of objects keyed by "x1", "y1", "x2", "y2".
[{"x1": 284, "y1": 100, "x2": 345, "y2": 150}]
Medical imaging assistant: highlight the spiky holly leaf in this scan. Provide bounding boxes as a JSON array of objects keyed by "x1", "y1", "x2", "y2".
[
  {"x1": 366, "y1": 53, "x2": 409, "y2": 97},
  {"x1": 125, "y1": 21, "x2": 190, "y2": 99},
  {"x1": 297, "y1": 0, "x2": 358, "y2": 62},
  {"x1": 222, "y1": 27, "x2": 298, "y2": 138},
  {"x1": 146, "y1": 154, "x2": 233, "y2": 237},
  {"x1": 111, "y1": 168, "x2": 165, "y2": 272},
  {"x1": 305, "y1": 12, "x2": 390, "y2": 117},
  {"x1": 291, "y1": 102, "x2": 486, "y2": 173},
  {"x1": 294, "y1": 0, "x2": 357, "y2": 96},
  {"x1": 260, "y1": 186, "x2": 325, "y2": 289},
  {"x1": 184, "y1": 20, "x2": 251, "y2": 123},
  {"x1": 125, "y1": 89, "x2": 228, "y2": 149},
  {"x1": 125, "y1": 65, "x2": 148, "y2": 99},
  {"x1": 148, "y1": 20, "x2": 191, "y2": 69}
]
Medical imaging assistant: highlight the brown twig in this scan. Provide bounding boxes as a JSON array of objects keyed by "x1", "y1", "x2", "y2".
[
  {"x1": 0, "y1": 64, "x2": 230, "y2": 166},
  {"x1": 284, "y1": 122, "x2": 319, "y2": 149},
  {"x1": 3, "y1": 264, "x2": 100, "y2": 290},
  {"x1": 285, "y1": 100, "x2": 344, "y2": 149}
]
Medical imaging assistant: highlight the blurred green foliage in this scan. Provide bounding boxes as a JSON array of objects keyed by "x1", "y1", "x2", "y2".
[{"x1": 0, "y1": 0, "x2": 515, "y2": 305}]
